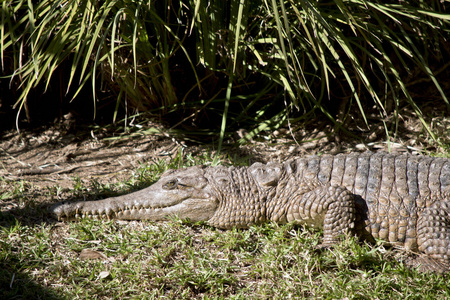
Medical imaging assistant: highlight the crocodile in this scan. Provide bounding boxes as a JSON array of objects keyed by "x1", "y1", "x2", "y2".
[{"x1": 50, "y1": 152, "x2": 450, "y2": 273}]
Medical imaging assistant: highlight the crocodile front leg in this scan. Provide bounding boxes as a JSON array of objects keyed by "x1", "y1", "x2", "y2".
[
  {"x1": 284, "y1": 183, "x2": 357, "y2": 245},
  {"x1": 414, "y1": 201, "x2": 450, "y2": 273}
]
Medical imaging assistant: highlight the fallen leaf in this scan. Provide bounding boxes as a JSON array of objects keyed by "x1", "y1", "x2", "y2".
[
  {"x1": 79, "y1": 249, "x2": 107, "y2": 260},
  {"x1": 98, "y1": 271, "x2": 110, "y2": 279}
]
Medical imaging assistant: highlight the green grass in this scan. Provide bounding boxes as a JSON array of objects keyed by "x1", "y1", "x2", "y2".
[
  {"x1": 1, "y1": 157, "x2": 450, "y2": 299},
  {"x1": 3, "y1": 0, "x2": 449, "y2": 147}
]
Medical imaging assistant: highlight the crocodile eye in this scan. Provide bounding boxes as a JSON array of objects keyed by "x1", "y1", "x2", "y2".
[{"x1": 163, "y1": 179, "x2": 178, "y2": 190}]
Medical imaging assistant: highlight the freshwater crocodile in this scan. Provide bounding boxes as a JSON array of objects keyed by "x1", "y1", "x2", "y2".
[{"x1": 50, "y1": 152, "x2": 450, "y2": 273}]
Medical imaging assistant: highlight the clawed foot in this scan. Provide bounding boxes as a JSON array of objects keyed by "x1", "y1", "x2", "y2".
[
  {"x1": 403, "y1": 256, "x2": 449, "y2": 274},
  {"x1": 313, "y1": 241, "x2": 338, "y2": 253}
]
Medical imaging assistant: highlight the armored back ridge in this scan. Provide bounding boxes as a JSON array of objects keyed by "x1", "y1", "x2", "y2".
[{"x1": 50, "y1": 152, "x2": 450, "y2": 273}]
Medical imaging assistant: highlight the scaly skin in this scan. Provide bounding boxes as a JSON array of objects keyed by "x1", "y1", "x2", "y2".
[{"x1": 49, "y1": 152, "x2": 450, "y2": 273}]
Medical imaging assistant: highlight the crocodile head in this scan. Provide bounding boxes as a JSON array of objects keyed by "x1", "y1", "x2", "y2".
[
  {"x1": 50, "y1": 162, "x2": 285, "y2": 228},
  {"x1": 50, "y1": 166, "x2": 218, "y2": 223}
]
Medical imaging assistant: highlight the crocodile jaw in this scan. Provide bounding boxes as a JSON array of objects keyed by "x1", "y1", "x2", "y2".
[{"x1": 49, "y1": 184, "x2": 218, "y2": 222}]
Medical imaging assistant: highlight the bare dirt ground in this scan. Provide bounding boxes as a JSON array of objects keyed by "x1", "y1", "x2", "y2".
[{"x1": 0, "y1": 103, "x2": 449, "y2": 212}]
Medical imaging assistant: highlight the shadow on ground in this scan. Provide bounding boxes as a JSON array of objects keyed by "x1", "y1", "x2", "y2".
[{"x1": 0, "y1": 255, "x2": 64, "y2": 300}]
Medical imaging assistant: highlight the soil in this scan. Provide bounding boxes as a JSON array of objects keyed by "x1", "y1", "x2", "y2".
[{"x1": 0, "y1": 103, "x2": 449, "y2": 213}]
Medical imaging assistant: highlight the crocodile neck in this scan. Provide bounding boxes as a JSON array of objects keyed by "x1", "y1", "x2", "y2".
[{"x1": 207, "y1": 167, "x2": 269, "y2": 229}]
